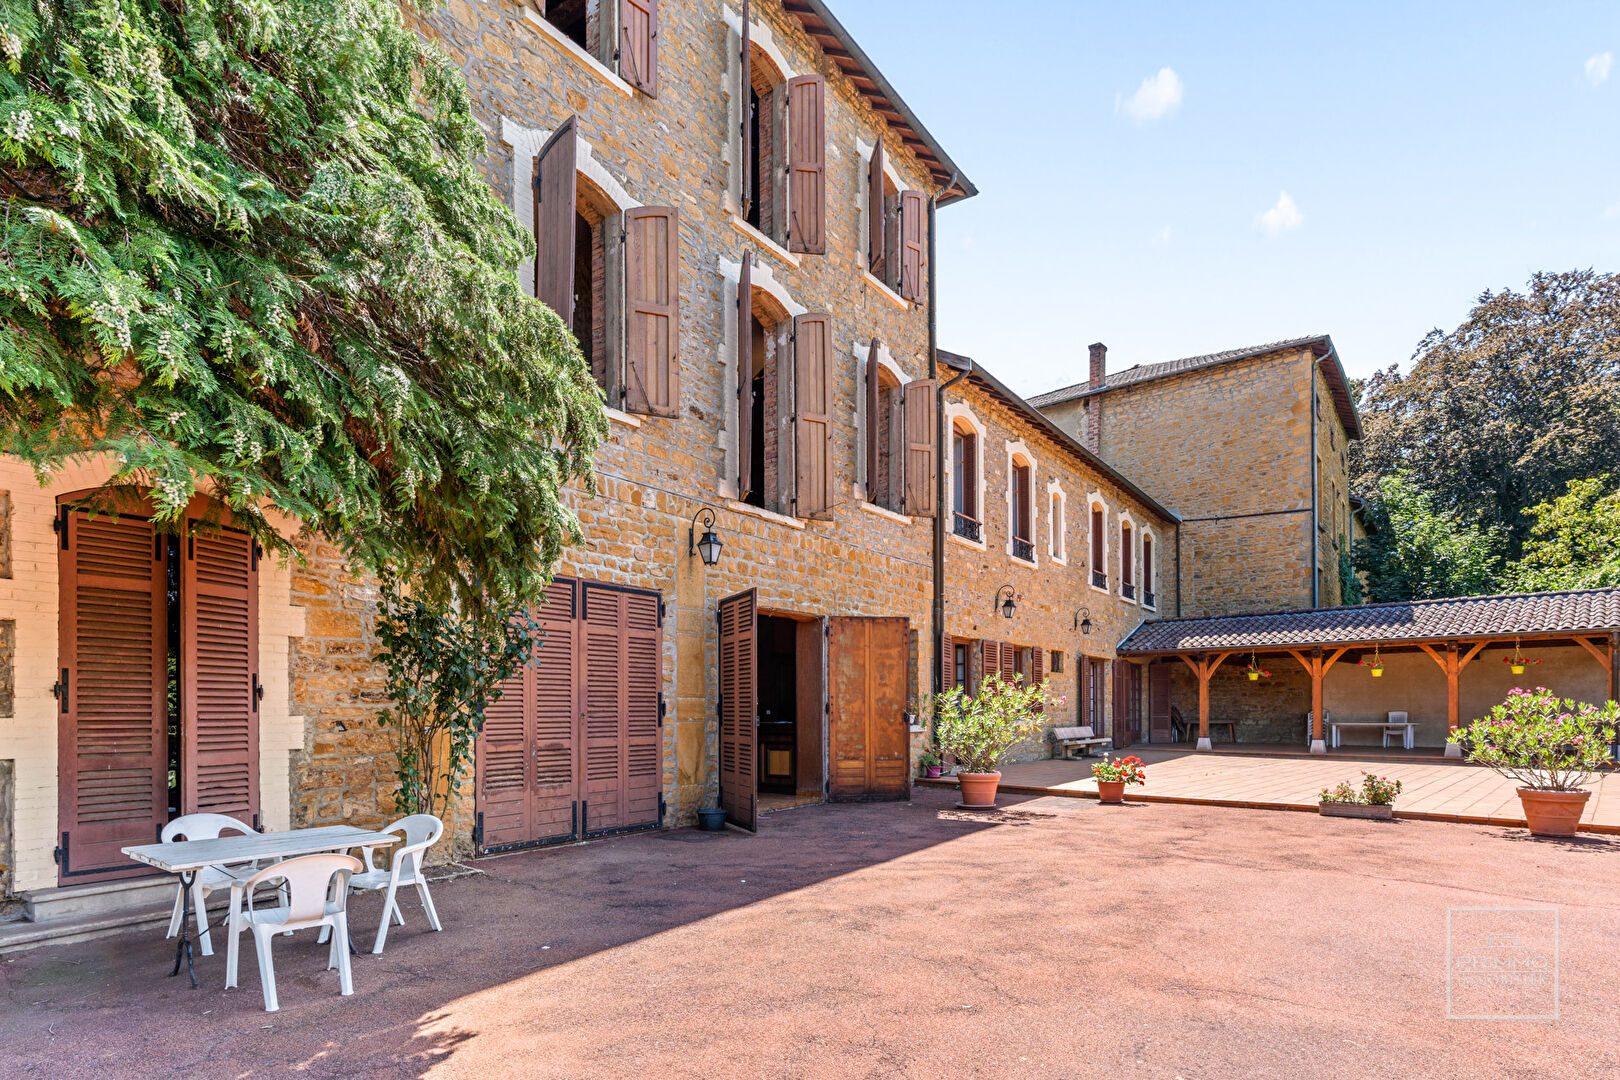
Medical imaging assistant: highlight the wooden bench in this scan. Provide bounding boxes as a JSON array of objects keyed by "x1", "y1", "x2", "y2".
[{"x1": 1051, "y1": 725, "x2": 1113, "y2": 759}]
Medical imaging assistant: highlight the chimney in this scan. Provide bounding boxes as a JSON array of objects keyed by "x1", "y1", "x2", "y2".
[{"x1": 1085, "y1": 342, "x2": 1106, "y2": 453}]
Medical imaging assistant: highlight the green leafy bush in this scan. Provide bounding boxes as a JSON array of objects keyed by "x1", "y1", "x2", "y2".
[
  {"x1": 931, "y1": 674, "x2": 1050, "y2": 774},
  {"x1": 1462, "y1": 688, "x2": 1618, "y2": 792}
]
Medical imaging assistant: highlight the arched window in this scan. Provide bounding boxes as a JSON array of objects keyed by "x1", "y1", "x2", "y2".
[
  {"x1": 1049, "y1": 488, "x2": 1066, "y2": 562},
  {"x1": 1089, "y1": 498, "x2": 1108, "y2": 590},
  {"x1": 1120, "y1": 516, "x2": 1135, "y2": 600},
  {"x1": 1141, "y1": 530, "x2": 1156, "y2": 607},
  {"x1": 950, "y1": 418, "x2": 980, "y2": 542},
  {"x1": 744, "y1": 44, "x2": 787, "y2": 243},
  {"x1": 1010, "y1": 454, "x2": 1034, "y2": 563},
  {"x1": 740, "y1": 284, "x2": 791, "y2": 511}
]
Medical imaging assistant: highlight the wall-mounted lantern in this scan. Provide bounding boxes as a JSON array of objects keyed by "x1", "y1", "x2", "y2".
[
  {"x1": 689, "y1": 507, "x2": 723, "y2": 567},
  {"x1": 1074, "y1": 608, "x2": 1092, "y2": 635},
  {"x1": 996, "y1": 584, "x2": 1016, "y2": 620}
]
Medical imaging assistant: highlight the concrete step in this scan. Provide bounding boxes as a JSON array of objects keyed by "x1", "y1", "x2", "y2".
[
  {"x1": 0, "y1": 901, "x2": 177, "y2": 954},
  {"x1": 23, "y1": 876, "x2": 175, "y2": 924}
]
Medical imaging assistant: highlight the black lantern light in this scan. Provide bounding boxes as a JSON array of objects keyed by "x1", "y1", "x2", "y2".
[
  {"x1": 996, "y1": 584, "x2": 1016, "y2": 620},
  {"x1": 1074, "y1": 608, "x2": 1093, "y2": 635},
  {"x1": 689, "y1": 507, "x2": 723, "y2": 567}
]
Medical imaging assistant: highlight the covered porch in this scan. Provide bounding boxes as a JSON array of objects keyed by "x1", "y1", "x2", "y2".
[{"x1": 1117, "y1": 588, "x2": 1620, "y2": 757}]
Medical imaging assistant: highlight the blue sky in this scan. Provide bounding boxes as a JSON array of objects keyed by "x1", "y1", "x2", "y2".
[{"x1": 833, "y1": 1, "x2": 1620, "y2": 393}]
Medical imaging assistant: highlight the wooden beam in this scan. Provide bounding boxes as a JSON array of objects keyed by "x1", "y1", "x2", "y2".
[
  {"x1": 1416, "y1": 641, "x2": 1446, "y2": 670},
  {"x1": 1573, "y1": 636, "x2": 1611, "y2": 669},
  {"x1": 1285, "y1": 648, "x2": 1313, "y2": 676},
  {"x1": 1322, "y1": 647, "x2": 1351, "y2": 675},
  {"x1": 1176, "y1": 653, "x2": 1202, "y2": 680},
  {"x1": 1458, "y1": 640, "x2": 1489, "y2": 671}
]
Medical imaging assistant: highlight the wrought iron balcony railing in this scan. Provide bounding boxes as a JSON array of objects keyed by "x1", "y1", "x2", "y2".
[
  {"x1": 1012, "y1": 537, "x2": 1034, "y2": 563},
  {"x1": 1092, "y1": 570, "x2": 1107, "y2": 589},
  {"x1": 1122, "y1": 582, "x2": 1135, "y2": 600},
  {"x1": 952, "y1": 513, "x2": 981, "y2": 542},
  {"x1": 1144, "y1": 589, "x2": 1156, "y2": 608}
]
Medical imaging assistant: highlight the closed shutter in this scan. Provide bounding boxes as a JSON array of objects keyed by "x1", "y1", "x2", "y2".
[
  {"x1": 899, "y1": 189, "x2": 925, "y2": 301},
  {"x1": 786, "y1": 74, "x2": 826, "y2": 254},
  {"x1": 57, "y1": 505, "x2": 168, "y2": 881},
  {"x1": 1111, "y1": 661, "x2": 1128, "y2": 747},
  {"x1": 718, "y1": 589, "x2": 758, "y2": 831},
  {"x1": 1148, "y1": 662, "x2": 1172, "y2": 744},
  {"x1": 792, "y1": 312, "x2": 833, "y2": 519},
  {"x1": 580, "y1": 584, "x2": 661, "y2": 835},
  {"x1": 619, "y1": 0, "x2": 659, "y2": 96},
  {"x1": 1031, "y1": 647, "x2": 1045, "y2": 689},
  {"x1": 979, "y1": 641, "x2": 998, "y2": 688},
  {"x1": 938, "y1": 635, "x2": 953, "y2": 694},
  {"x1": 1001, "y1": 641, "x2": 1017, "y2": 684},
  {"x1": 864, "y1": 340, "x2": 881, "y2": 497},
  {"x1": 534, "y1": 117, "x2": 578, "y2": 326},
  {"x1": 737, "y1": 253, "x2": 753, "y2": 498},
  {"x1": 903, "y1": 379, "x2": 937, "y2": 516},
  {"x1": 868, "y1": 138, "x2": 886, "y2": 273},
  {"x1": 180, "y1": 514, "x2": 259, "y2": 820},
  {"x1": 739, "y1": 4, "x2": 752, "y2": 219},
  {"x1": 624, "y1": 205, "x2": 680, "y2": 417}
]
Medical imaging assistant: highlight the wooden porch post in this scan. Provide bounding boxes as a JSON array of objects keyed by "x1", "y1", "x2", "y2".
[
  {"x1": 1286, "y1": 646, "x2": 1350, "y2": 754},
  {"x1": 1177, "y1": 652, "x2": 1231, "y2": 750},
  {"x1": 1418, "y1": 640, "x2": 1487, "y2": 758}
]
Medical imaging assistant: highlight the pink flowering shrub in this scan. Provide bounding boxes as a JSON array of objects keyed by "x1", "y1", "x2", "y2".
[{"x1": 1461, "y1": 688, "x2": 1619, "y2": 791}]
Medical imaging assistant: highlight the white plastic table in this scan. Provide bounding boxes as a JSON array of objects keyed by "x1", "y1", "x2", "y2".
[
  {"x1": 123, "y1": 825, "x2": 396, "y2": 987},
  {"x1": 1330, "y1": 720, "x2": 1415, "y2": 750}
]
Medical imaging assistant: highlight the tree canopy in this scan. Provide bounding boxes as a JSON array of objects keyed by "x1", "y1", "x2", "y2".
[
  {"x1": 1509, "y1": 476, "x2": 1620, "y2": 593},
  {"x1": 0, "y1": 0, "x2": 604, "y2": 607},
  {"x1": 1352, "y1": 472, "x2": 1504, "y2": 603}
]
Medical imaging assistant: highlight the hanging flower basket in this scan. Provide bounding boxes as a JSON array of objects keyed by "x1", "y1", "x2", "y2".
[
  {"x1": 1359, "y1": 648, "x2": 1384, "y2": 677},
  {"x1": 1244, "y1": 654, "x2": 1270, "y2": 682}
]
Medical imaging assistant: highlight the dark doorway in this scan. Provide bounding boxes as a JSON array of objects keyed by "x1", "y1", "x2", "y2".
[{"x1": 757, "y1": 615, "x2": 798, "y2": 794}]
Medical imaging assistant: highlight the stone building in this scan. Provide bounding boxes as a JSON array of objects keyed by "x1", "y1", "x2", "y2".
[{"x1": 1031, "y1": 336, "x2": 1361, "y2": 618}]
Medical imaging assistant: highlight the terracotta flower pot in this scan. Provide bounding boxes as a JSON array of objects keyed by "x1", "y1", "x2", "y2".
[
  {"x1": 956, "y1": 771, "x2": 1001, "y2": 809},
  {"x1": 1516, "y1": 788, "x2": 1591, "y2": 837},
  {"x1": 1096, "y1": 779, "x2": 1127, "y2": 804}
]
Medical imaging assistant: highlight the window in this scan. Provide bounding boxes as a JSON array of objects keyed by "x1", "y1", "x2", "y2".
[
  {"x1": 1049, "y1": 489, "x2": 1066, "y2": 562},
  {"x1": 739, "y1": 32, "x2": 824, "y2": 253},
  {"x1": 1142, "y1": 534, "x2": 1156, "y2": 607},
  {"x1": 1089, "y1": 502, "x2": 1107, "y2": 589},
  {"x1": 1010, "y1": 458, "x2": 1033, "y2": 563},
  {"x1": 1086, "y1": 658, "x2": 1108, "y2": 731},
  {"x1": 865, "y1": 139, "x2": 926, "y2": 301},
  {"x1": 1121, "y1": 520, "x2": 1134, "y2": 600},
  {"x1": 952, "y1": 640, "x2": 971, "y2": 691},
  {"x1": 951, "y1": 420, "x2": 980, "y2": 541},
  {"x1": 867, "y1": 364, "x2": 904, "y2": 511},
  {"x1": 528, "y1": 1, "x2": 658, "y2": 95},
  {"x1": 1050, "y1": 650, "x2": 1065, "y2": 674},
  {"x1": 861, "y1": 344, "x2": 936, "y2": 515}
]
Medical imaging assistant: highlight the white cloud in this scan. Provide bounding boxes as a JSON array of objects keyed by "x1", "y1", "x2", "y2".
[
  {"x1": 1256, "y1": 191, "x2": 1304, "y2": 237},
  {"x1": 1586, "y1": 51, "x2": 1613, "y2": 85},
  {"x1": 1603, "y1": 199, "x2": 1620, "y2": 220},
  {"x1": 1150, "y1": 224, "x2": 1172, "y2": 246},
  {"x1": 1118, "y1": 68, "x2": 1183, "y2": 123}
]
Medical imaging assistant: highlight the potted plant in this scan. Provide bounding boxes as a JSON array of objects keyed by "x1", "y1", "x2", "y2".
[
  {"x1": 1461, "y1": 688, "x2": 1619, "y2": 837},
  {"x1": 919, "y1": 749, "x2": 943, "y2": 779},
  {"x1": 1502, "y1": 643, "x2": 1541, "y2": 676},
  {"x1": 1244, "y1": 653, "x2": 1270, "y2": 682},
  {"x1": 1359, "y1": 646, "x2": 1384, "y2": 678},
  {"x1": 931, "y1": 674, "x2": 1050, "y2": 808},
  {"x1": 1091, "y1": 754, "x2": 1146, "y2": 804},
  {"x1": 1318, "y1": 773, "x2": 1403, "y2": 820}
]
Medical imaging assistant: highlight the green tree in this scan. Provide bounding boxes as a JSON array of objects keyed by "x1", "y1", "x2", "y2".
[
  {"x1": 1507, "y1": 477, "x2": 1620, "y2": 592},
  {"x1": 1352, "y1": 270, "x2": 1620, "y2": 557},
  {"x1": 0, "y1": 0, "x2": 604, "y2": 609},
  {"x1": 1353, "y1": 473, "x2": 1504, "y2": 602}
]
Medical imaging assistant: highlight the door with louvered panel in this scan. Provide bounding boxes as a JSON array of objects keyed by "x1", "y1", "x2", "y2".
[
  {"x1": 580, "y1": 583, "x2": 662, "y2": 837},
  {"x1": 180, "y1": 514, "x2": 259, "y2": 820},
  {"x1": 56, "y1": 503, "x2": 170, "y2": 882},
  {"x1": 718, "y1": 589, "x2": 758, "y2": 831},
  {"x1": 827, "y1": 617, "x2": 909, "y2": 800}
]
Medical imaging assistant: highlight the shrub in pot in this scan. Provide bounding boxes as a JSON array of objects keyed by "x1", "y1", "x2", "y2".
[
  {"x1": 1461, "y1": 688, "x2": 1619, "y2": 837},
  {"x1": 919, "y1": 749, "x2": 943, "y2": 779},
  {"x1": 931, "y1": 674, "x2": 1050, "y2": 808},
  {"x1": 1318, "y1": 773, "x2": 1402, "y2": 820},
  {"x1": 1091, "y1": 754, "x2": 1146, "y2": 804}
]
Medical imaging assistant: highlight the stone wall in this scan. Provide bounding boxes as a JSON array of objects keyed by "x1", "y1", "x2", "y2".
[{"x1": 1313, "y1": 362, "x2": 1354, "y2": 607}]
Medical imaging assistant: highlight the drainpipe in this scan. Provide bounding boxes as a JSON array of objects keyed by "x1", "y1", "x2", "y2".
[
  {"x1": 1309, "y1": 346, "x2": 1336, "y2": 609},
  {"x1": 929, "y1": 173, "x2": 958, "y2": 697},
  {"x1": 1174, "y1": 522, "x2": 1183, "y2": 618}
]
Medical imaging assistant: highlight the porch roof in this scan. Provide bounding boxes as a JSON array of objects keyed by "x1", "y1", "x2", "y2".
[{"x1": 1118, "y1": 587, "x2": 1620, "y2": 655}]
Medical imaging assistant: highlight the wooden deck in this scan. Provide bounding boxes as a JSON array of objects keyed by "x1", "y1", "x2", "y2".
[{"x1": 919, "y1": 748, "x2": 1620, "y2": 833}]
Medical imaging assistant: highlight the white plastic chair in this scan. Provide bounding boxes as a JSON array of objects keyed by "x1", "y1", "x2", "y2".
[
  {"x1": 339, "y1": 814, "x2": 445, "y2": 954},
  {"x1": 161, "y1": 814, "x2": 258, "y2": 957},
  {"x1": 225, "y1": 853, "x2": 360, "y2": 1013},
  {"x1": 1384, "y1": 710, "x2": 1411, "y2": 748}
]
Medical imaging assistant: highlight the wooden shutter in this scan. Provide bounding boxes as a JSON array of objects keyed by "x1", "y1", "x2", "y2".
[
  {"x1": 868, "y1": 138, "x2": 886, "y2": 273},
  {"x1": 903, "y1": 379, "x2": 937, "y2": 516},
  {"x1": 792, "y1": 312, "x2": 833, "y2": 519},
  {"x1": 624, "y1": 205, "x2": 680, "y2": 417},
  {"x1": 1143, "y1": 536, "x2": 1154, "y2": 598},
  {"x1": 939, "y1": 635, "x2": 954, "y2": 694},
  {"x1": 1149, "y1": 662, "x2": 1172, "y2": 744},
  {"x1": 1031, "y1": 647, "x2": 1045, "y2": 690},
  {"x1": 786, "y1": 74, "x2": 826, "y2": 254},
  {"x1": 1122, "y1": 523, "x2": 1133, "y2": 586},
  {"x1": 619, "y1": 0, "x2": 658, "y2": 96},
  {"x1": 737, "y1": 252, "x2": 754, "y2": 498},
  {"x1": 534, "y1": 117, "x2": 578, "y2": 325},
  {"x1": 580, "y1": 584, "x2": 661, "y2": 835},
  {"x1": 740, "y1": 3, "x2": 752, "y2": 220},
  {"x1": 1091, "y1": 506, "x2": 1104, "y2": 569},
  {"x1": 864, "y1": 340, "x2": 881, "y2": 498},
  {"x1": 180, "y1": 513, "x2": 259, "y2": 821},
  {"x1": 1111, "y1": 662, "x2": 1128, "y2": 747},
  {"x1": 57, "y1": 504, "x2": 168, "y2": 881},
  {"x1": 1001, "y1": 641, "x2": 1017, "y2": 684},
  {"x1": 899, "y1": 189, "x2": 925, "y2": 301},
  {"x1": 718, "y1": 589, "x2": 758, "y2": 831},
  {"x1": 828, "y1": 617, "x2": 909, "y2": 799}
]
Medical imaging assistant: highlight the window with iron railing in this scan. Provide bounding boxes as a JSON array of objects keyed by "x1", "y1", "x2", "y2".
[
  {"x1": 1144, "y1": 588, "x2": 1156, "y2": 608},
  {"x1": 1012, "y1": 537, "x2": 1034, "y2": 563},
  {"x1": 1092, "y1": 569, "x2": 1107, "y2": 589},
  {"x1": 1122, "y1": 582, "x2": 1135, "y2": 600},
  {"x1": 952, "y1": 512, "x2": 981, "y2": 543}
]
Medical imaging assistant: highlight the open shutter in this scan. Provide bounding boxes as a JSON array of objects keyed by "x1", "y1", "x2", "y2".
[
  {"x1": 899, "y1": 189, "x2": 925, "y2": 302},
  {"x1": 792, "y1": 312, "x2": 833, "y2": 519},
  {"x1": 737, "y1": 252, "x2": 754, "y2": 498},
  {"x1": 786, "y1": 75, "x2": 826, "y2": 254},
  {"x1": 718, "y1": 589, "x2": 758, "y2": 831},
  {"x1": 624, "y1": 205, "x2": 680, "y2": 417},
  {"x1": 180, "y1": 512, "x2": 259, "y2": 821},
  {"x1": 57, "y1": 504, "x2": 168, "y2": 881},
  {"x1": 903, "y1": 379, "x2": 937, "y2": 516},
  {"x1": 534, "y1": 117, "x2": 578, "y2": 325},
  {"x1": 739, "y1": 2, "x2": 752, "y2": 220},
  {"x1": 868, "y1": 138, "x2": 886, "y2": 273},
  {"x1": 864, "y1": 340, "x2": 881, "y2": 497},
  {"x1": 619, "y1": 0, "x2": 658, "y2": 96}
]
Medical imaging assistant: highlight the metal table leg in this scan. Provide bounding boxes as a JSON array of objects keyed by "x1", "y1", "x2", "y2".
[{"x1": 169, "y1": 870, "x2": 199, "y2": 988}]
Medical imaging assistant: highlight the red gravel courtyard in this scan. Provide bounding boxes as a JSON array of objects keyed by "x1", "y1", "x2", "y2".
[{"x1": 2, "y1": 788, "x2": 1616, "y2": 1079}]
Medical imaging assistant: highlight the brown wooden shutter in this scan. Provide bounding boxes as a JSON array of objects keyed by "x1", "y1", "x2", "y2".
[
  {"x1": 623, "y1": 205, "x2": 680, "y2": 417},
  {"x1": 57, "y1": 504, "x2": 168, "y2": 881},
  {"x1": 786, "y1": 75, "x2": 826, "y2": 254},
  {"x1": 1122, "y1": 523, "x2": 1133, "y2": 585},
  {"x1": 180, "y1": 512, "x2": 259, "y2": 821},
  {"x1": 939, "y1": 635, "x2": 954, "y2": 694},
  {"x1": 792, "y1": 312, "x2": 833, "y2": 519},
  {"x1": 1031, "y1": 647, "x2": 1045, "y2": 689},
  {"x1": 899, "y1": 189, "x2": 925, "y2": 301},
  {"x1": 963, "y1": 431, "x2": 978, "y2": 519},
  {"x1": 864, "y1": 340, "x2": 881, "y2": 497},
  {"x1": 1001, "y1": 641, "x2": 1017, "y2": 684},
  {"x1": 903, "y1": 379, "x2": 937, "y2": 516},
  {"x1": 718, "y1": 589, "x2": 758, "y2": 831},
  {"x1": 868, "y1": 138, "x2": 886, "y2": 273},
  {"x1": 737, "y1": 253, "x2": 754, "y2": 498},
  {"x1": 534, "y1": 117, "x2": 578, "y2": 325},
  {"x1": 580, "y1": 583, "x2": 662, "y2": 835},
  {"x1": 739, "y1": 2, "x2": 752, "y2": 221},
  {"x1": 1091, "y1": 506, "x2": 1104, "y2": 569},
  {"x1": 1143, "y1": 536, "x2": 1154, "y2": 597},
  {"x1": 1149, "y1": 662, "x2": 1172, "y2": 744},
  {"x1": 619, "y1": 0, "x2": 658, "y2": 96}
]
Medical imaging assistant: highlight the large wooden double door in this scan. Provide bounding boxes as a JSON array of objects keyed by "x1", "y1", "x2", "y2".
[{"x1": 475, "y1": 577, "x2": 663, "y2": 852}]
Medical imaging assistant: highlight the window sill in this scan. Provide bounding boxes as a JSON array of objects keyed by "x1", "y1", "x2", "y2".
[
  {"x1": 725, "y1": 499, "x2": 806, "y2": 531},
  {"x1": 1089, "y1": 584, "x2": 1112, "y2": 596},
  {"x1": 862, "y1": 269, "x2": 909, "y2": 310},
  {"x1": 859, "y1": 501, "x2": 912, "y2": 525},
  {"x1": 948, "y1": 531, "x2": 986, "y2": 553},
  {"x1": 1050, "y1": 555, "x2": 1067, "y2": 567},
  {"x1": 605, "y1": 407, "x2": 643, "y2": 428},
  {"x1": 730, "y1": 217, "x2": 800, "y2": 268},
  {"x1": 520, "y1": 10, "x2": 634, "y2": 98},
  {"x1": 1010, "y1": 553, "x2": 1038, "y2": 569}
]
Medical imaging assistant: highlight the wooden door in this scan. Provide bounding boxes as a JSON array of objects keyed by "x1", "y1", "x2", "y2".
[
  {"x1": 718, "y1": 589, "x2": 758, "y2": 830},
  {"x1": 827, "y1": 617, "x2": 909, "y2": 800},
  {"x1": 57, "y1": 503, "x2": 169, "y2": 882},
  {"x1": 1149, "y1": 662, "x2": 1173, "y2": 744},
  {"x1": 580, "y1": 583, "x2": 662, "y2": 836}
]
